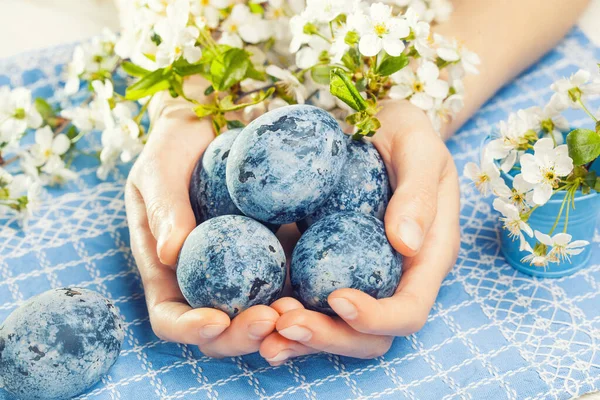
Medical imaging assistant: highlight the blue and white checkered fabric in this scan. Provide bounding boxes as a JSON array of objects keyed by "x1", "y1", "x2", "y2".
[{"x1": 1, "y1": 29, "x2": 600, "y2": 400}]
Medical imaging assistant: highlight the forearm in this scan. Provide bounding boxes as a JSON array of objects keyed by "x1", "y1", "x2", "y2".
[{"x1": 436, "y1": 0, "x2": 590, "y2": 139}]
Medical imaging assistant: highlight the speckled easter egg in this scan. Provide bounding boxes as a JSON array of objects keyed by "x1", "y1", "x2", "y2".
[
  {"x1": 177, "y1": 215, "x2": 286, "y2": 317},
  {"x1": 291, "y1": 212, "x2": 402, "y2": 314},
  {"x1": 226, "y1": 105, "x2": 348, "y2": 225},
  {"x1": 298, "y1": 138, "x2": 391, "y2": 232},
  {"x1": 189, "y1": 128, "x2": 243, "y2": 224},
  {"x1": 0, "y1": 288, "x2": 124, "y2": 400}
]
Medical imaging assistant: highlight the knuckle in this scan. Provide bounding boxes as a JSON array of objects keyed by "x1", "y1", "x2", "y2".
[
  {"x1": 146, "y1": 198, "x2": 170, "y2": 227},
  {"x1": 362, "y1": 337, "x2": 393, "y2": 359},
  {"x1": 198, "y1": 346, "x2": 225, "y2": 359},
  {"x1": 410, "y1": 185, "x2": 437, "y2": 216},
  {"x1": 405, "y1": 314, "x2": 428, "y2": 335}
]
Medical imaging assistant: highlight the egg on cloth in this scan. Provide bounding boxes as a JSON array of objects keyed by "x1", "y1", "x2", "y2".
[{"x1": 0, "y1": 288, "x2": 124, "y2": 400}]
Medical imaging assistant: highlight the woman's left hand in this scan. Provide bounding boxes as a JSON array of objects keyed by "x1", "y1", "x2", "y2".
[{"x1": 259, "y1": 100, "x2": 461, "y2": 364}]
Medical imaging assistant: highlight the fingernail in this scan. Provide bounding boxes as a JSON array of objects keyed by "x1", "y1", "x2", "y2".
[
  {"x1": 248, "y1": 320, "x2": 275, "y2": 340},
  {"x1": 266, "y1": 349, "x2": 296, "y2": 363},
  {"x1": 278, "y1": 325, "x2": 312, "y2": 342},
  {"x1": 200, "y1": 324, "x2": 227, "y2": 339},
  {"x1": 329, "y1": 298, "x2": 358, "y2": 320},
  {"x1": 398, "y1": 217, "x2": 423, "y2": 252}
]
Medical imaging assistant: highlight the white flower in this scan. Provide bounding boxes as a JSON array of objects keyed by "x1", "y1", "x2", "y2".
[
  {"x1": 154, "y1": 0, "x2": 201, "y2": 68},
  {"x1": 493, "y1": 198, "x2": 533, "y2": 250},
  {"x1": 535, "y1": 231, "x2": 589, "y2": 262},
  {"x1": 40, "y1": 156, "x2": 78, "y2": 185},
  {"x1": 464, "y1": 156, "x2": 502, "y2": 197},
  {"x1": 435, "y1": 34, "x2": 480, "y2": 79},
  {"x1": 389, "y1": 61, "x2": 449, "y2": 110},
  {"x1": 295, "y1": 36, "x2": 330, "y2": 69},
  {"x1": 357, "y1": 3, "x2": 410, "y2": 57},
  {"x1": 486, "y1": 110, "x2": 537, "y2": 172},
  {"x1": 65, "y1": 46, "x2": 86, "y2": 95},
  {"x1": 61, "y1": 99, "x2": 106, "y2": 133},
  {"x1": 220, "y1": 4, "x2": 272, "y2": 47},
  {"x1": 289, "y1": 15, "x2": 312, "y2": 54},
  {"x1": 0, "y1": 87, "x2": 43, "y2": 143},
  {"x1": 520, "y1": 240, "x2": 551, "y2": 267},
  {"x1": 190, "y1": 0, "x2": 230, "y2": 29},
  {"x1": 0, "y1": 166, "x2": 12, "y2": 186},
  {"x1": 303, "y1": 0, "x2": 352, "y2": 23},
  {"x1": 404, "y1": 7, "x2": 435, "y2": 59},
  {"x1": 91, "y1": 80, "x2": 114, "y2": 102},
  {"x1": 266, "y1": 65, "x2": 307, "y2": 104},
  {"x1": 520, "y1": 138, "x2": 573, "y2": 205},
  {"x1": 550, "y1": 69, "x2": 600, "y2": 110},
  {"x1": 98, "y1": 103, "x2": 143, "y2": 180},
  {"x1": 427, "y1": 94, "x2": 463, "y2": 131},
  {"x1": 493, "y1": 174, "x2": 534, "y2": 212},
  {"x1": 64, "y1": 29, "x2": 119, "y2": 94},
  {"x1": 30, "y1": 126, "x2": 71, "y2": 166},
  {"x1": 528, "y1": 104, "x2": 569, "y2": 145}
]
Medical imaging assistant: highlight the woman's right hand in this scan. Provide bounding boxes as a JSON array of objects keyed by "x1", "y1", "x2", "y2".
[{"x1": 125, "y1": 112, "x2": 281, "y2": 357}]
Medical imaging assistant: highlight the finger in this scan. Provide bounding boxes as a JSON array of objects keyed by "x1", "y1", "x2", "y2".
[
  {"x1": 199, "y1": 305, "x2": 280, "y2": 358},
  {"x1": 259, "y1": 332, "x2": 318, "y2": 366},
  {"x1": 382, "y1": 132, "x2": 448, "y2": 256},
  {"x1": 125, "y1": 182, "x2": 230, "y2": 344},
  {"x1": 131, "y1": 116, "x2": 215, "y2": 266},
  {"x1": 275, "y1": 309, "x2": 393, "y2": 359},
  {"x1": 270, "y1": 297, "x2": 305, "y2": 315},
  {"x1": 328, "y1": 165, "x2": 460, "y2": 336}
]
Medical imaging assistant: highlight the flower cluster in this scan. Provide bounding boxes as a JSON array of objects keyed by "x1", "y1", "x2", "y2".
[
  {"x1": 0, "y1": 0, "x2": 476, "y2": 224},
  {"x1": 465, "y1": 69, "x2": 600, "y2": 267}
]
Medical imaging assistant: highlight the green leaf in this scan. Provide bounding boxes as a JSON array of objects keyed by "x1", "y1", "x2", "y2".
[
  {"x1": 566, "y1": 128, "x2": 600, "y2": 166},
  {"x1": 121, "y1": 62, "x2": 150, "y2": 78},
  {"x1": 227, "y1": 120, "x2": 246, "y2": 129},
  {"x1": 125, "y1": 68, "x2": 172, "y2": 100},
  {"x1": 311, "y1": 65, "x2": 333, "y2": 85},
  {"x1": 66, "y1": 125, "x2": 78, "y2": 140},
  {"x1": 172, "y1": 59, "x2": 209, "y2": 77},
  {"x1": 585, "y1": 170, "x2": 597, "y2": 188},
  {"x1": 210, "y1": 48, "x2": 250, "y2": 91},
  {"x1": 377, "y1": 54, "x2": 409, "y2": 76},
  {"x1": 34, "y1": 98, "x2": 56, "y2": 120},
  {"x1": 329, "y1": 68, "x2": 366, "y2": 111},
  {"x1": 246, "y1": 64, "x2": 266, "y2": 81},
  {"x1": 204, "y1": 85, "x2": 215, "y2": 96},
  {"x1": 248, "y1": 2, "x2": 264, "y2": 14},
  {"x1": 341, "y1": 48, "x2": 360, "y2": 71}
]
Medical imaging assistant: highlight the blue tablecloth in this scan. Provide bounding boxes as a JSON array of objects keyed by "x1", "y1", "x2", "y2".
[{"x1": 1, "y1": 29, "x2": 600, "y2": 400}]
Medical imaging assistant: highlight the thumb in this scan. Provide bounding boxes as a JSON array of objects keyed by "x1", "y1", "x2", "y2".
[
  {"x1": 132, "y1": 115, "x2": 215, "y2": 266},
  {"x1": 383, "y1": 133, "x2": 447, "y2": 256}
]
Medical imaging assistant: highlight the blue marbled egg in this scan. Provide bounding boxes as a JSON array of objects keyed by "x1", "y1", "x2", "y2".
[
  {"x1": 177, "y1": 215, "x2": 286, "y2": 317},
  {"x1": 0, "y1": 288, "x2": 124, "y2": 400},
  {"x1": 190, "y1": 129, "x2": 243, "y2": 224},
  {"x1": 291, "y1": 212, "x2": 402, "y2": 314},
  {"x1": 226, "y1": 105, "x2": 348, "y2": 225},
  {"x1": 298, "y1": 139, "x2": 391, "y2": 232}
]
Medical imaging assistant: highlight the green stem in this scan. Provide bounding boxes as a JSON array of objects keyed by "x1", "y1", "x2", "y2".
[
  {"x1": 578, "y1": 99, "x2": 598, "y2": 122},
  {"x1": 549, "y1": 190, "x2": 570, "y2": 235},
  {"x1": 563, "y1": 190, "x2": 572, "y2": 234}
]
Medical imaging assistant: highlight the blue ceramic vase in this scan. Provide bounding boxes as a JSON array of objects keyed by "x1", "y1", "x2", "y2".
[{"x1": 482, "y1": 136, "x2": 600, "y2": 278}]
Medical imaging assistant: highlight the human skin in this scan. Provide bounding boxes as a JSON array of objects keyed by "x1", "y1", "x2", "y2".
[{"x1": 124, "y1": 0, "x2": 590, "y2": 361}]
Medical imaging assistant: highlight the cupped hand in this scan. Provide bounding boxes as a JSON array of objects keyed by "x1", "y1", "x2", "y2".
[
  {"x1": 260, "y1": 100, "x2": 461, "y2": 364},
  {"x1": 125, "y1": 111, "x2": 280, "y2": 358}
]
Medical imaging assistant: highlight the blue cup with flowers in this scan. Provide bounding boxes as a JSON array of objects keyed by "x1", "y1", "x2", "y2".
[{"x1": 467, "y1": 69, "x2": 600, "y2": 278}]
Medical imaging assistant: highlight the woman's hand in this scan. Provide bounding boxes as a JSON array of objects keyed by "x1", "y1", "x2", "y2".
[
  {"x1": 125, "y1": 112, "x2": 280, "y2": 357},
  {"x1": 259, "y1": 100, "x2": 461, "y2": 364}
]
